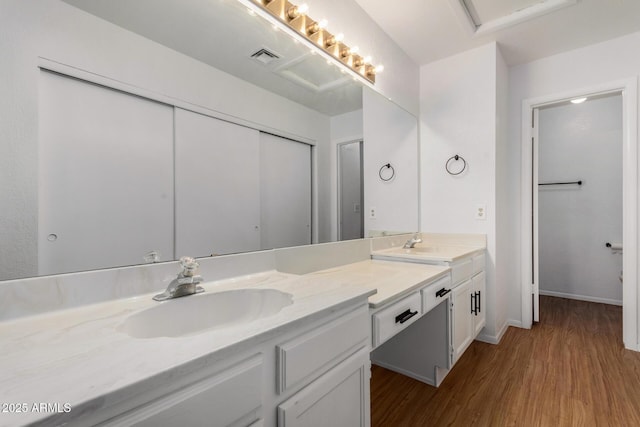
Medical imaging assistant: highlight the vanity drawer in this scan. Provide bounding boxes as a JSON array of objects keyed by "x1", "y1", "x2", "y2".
[
  {"x1": 276, "y1": 306, "x2": 369, "y2": 394},
  {"x1": 103, "y1": 355, "x2": 263, "y2": 427},
  {"x1": 421, "y1": 274, "x2": 452, "y2": 314},
  {"x1": 473, "y1": 253, "x2": 485, "y2": 274},
  {"x1": 372, "y1": 291, "x2": 422, "y2": 347},
  {"x1": 451, "y1": 258, "x2": 473, "y2": 285}
]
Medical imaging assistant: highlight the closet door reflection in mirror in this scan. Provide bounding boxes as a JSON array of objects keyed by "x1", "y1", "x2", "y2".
[
  {"x1": 175, "y1": 109, "x2": 261, "y2": 257},
  {"x1": 38, "y1": 70, "x2": 174, "y2": 275},
  {"x1": 259, "y1": 133, "x2": 312, "y2": 250}
]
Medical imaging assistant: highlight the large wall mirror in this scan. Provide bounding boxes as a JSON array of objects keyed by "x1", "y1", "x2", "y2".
[{"x1": 1, "y1": 0, "x2": 418, "y2": 282}]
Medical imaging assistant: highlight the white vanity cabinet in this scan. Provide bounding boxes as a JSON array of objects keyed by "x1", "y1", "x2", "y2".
[
  {"x1": 100, "y1": 356, "x2": 264, "y2": 427},
  {"x1": 275, "y1": 306, "x2": 370, "y2": 427},
  {"x1": 277, "y1": 348, "x2": 370, "y2": 427},
  {"x1": 67, "y1": 302, "x2": 371, "y2": 427},
  {"x1": 449, "y1": 253, "x2": 486, "y2": 364}
]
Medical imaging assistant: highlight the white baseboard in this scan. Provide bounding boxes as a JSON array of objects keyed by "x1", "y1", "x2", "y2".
[
  {"x1": 475, "y1": 320, "x2": 511, "y2": 345},
  {"x1": 539, "y1": 290, "x2": 622, "y2": 306},
  {"x1": 508, "y1": 319, "x2": 523, "y2": 329},
  {"x1": 371, "y1": 360, "x2": 436, "y2": 387}
]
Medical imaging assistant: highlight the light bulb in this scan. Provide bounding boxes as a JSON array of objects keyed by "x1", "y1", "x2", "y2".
[
  {"x1": 363, "y1": 56, "x2": 372, "y2": 64},
  {"x1": 335, "y1": 33, "x2": 344, "y2": 42},
  {"x1": 318, "y1": 19, "x2": 328, "y2": 29},
  {"x1": 351, "y1": 46, "x2": 360, "y2": 54},
  {"x1": 375, "y1": 64, "x2": 385, "y2": 73},
  {"x1": 298, "y1": 3, "x2": 309, "y2": 14}
]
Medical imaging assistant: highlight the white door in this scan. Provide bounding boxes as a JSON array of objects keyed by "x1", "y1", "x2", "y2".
[
  {"x1": 338, "y1": 141, "x2": 363, "y2": 241},
  {"x1": 452, "y1": 280, "x2": 473, "y2": 363},
  {"x1": 472, "y1": 271, "x2": 486, "y2": 336},
  {"x1": 259, "y1": 133, "x2": 311, "y2": 250},
  {"x1": 277, "y1": 348, "x2": 370, "y2": 427},
  {"x1": 38, "y1": 70, "x2": 174, "y2": 275},
  {"x1": 174, "y1": 109, "x2": 261, "y2": 257}
]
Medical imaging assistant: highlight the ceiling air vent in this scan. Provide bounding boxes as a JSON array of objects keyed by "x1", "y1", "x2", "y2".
[{"x1": 250, "y1": 48, "x2": 280, "y2": 66}]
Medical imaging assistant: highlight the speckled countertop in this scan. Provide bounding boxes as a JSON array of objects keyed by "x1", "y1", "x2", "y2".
[
  {"x1": 371, "y1": 244, "x2": 485, "y2": 263},
  {"x1": 306, "y1": 260, "x2": 450, "y2": 308},
  {"x1": 0, "y1": 270, "x2": 374, "y2": 426},
  {"x1": 0, "y1": 257, "x2": 457, "y2": 426}
]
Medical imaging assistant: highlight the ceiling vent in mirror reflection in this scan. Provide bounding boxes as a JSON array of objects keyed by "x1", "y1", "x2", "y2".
[
  {"x1": 248, "y1": 0, "x2": 381, "y2": 84},
  {"x1": 250, "y1": 48, "x2": 281, "y2": 65}
]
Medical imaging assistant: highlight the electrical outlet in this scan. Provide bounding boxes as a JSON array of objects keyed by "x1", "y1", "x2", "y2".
[
  {"x1": 475, "y1": 204, "x2": 487, "y2": 220},
  {"x1": 369, "y1": 207, "x2": 377, "y2": 219}
]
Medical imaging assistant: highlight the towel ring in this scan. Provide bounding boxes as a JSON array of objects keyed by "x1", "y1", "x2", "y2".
[
  {"x1": 445, "y1": 155, "x2": 467, "y2": 176},
  {"x1": 379, "y1": 163, "x2": 395, "y2": 181}
]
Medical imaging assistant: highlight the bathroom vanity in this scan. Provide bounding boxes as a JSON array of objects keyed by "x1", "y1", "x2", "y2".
[
  {"x1": 0, "y1": 234, "x2": 486, "y2": 426},
  {"x1": 370, "y1": 234, "x2": 486, "y2": 381}
]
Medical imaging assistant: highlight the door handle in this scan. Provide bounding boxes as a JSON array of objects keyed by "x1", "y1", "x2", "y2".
[
  {"x1": 395, "y1": 309, "x2": 418, "y2": 324},
  {"x1": 471, "y1": 293, "x2": 477, "y2": 315}
]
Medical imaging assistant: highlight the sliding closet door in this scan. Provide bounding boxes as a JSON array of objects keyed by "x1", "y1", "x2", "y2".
[
  {"x1": 259, "y1": 133, "x2": 312, "y2": 249},
  {"x1": 38, "y1": 70, "x2": 174, "y2": 275},
  {"x1": 175, "y1": 109, "x2": 261, "y2": 257}
]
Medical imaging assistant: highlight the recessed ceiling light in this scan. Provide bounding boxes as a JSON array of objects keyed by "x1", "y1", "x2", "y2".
[{"x1": 571, "y1": 97, "x2": 587, "y2": 104}]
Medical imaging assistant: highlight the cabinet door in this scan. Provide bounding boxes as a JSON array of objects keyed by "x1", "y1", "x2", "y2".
[
  {"x1": 472, "y1": 271, "x2": 486, "y2": 336},
  {"x1": 102, "y1": 356, "x2": 263, "y2": 427},
  {"x1": 452, "y1": 279, "x2": 473, "y2": 363},
  {"x1": 175, "y1": 108, "x2": 261, "y2": 257},
  {"x1": 278, "y1": 347, "x2": 370, "y2": 427}
]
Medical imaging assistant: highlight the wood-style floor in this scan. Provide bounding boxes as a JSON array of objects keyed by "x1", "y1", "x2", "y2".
[{"x1": 371, "y1": 296, "x2": 640, "y2": 426}]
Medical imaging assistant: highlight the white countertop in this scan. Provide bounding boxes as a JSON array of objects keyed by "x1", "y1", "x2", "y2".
[
  {"x1": 0, "y1": 257, "x2": 455, "y2": 426},
  {"x1": 306, "y1": 260, "x2": 450, "y2": 308},
  {"x1": 0, "y1": 270, "x2": 375, "y2": 426},
  {"x1": 371, "y1": 244, "x2": 485, "y2": 263}
]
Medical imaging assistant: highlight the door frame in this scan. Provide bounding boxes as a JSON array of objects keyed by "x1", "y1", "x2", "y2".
[
  {"x1": 336, "y1": 139, "x2": 364, "y2": 241},
  {"x1": 520, "y1": 78, "x2": 638, "y2": 350}
]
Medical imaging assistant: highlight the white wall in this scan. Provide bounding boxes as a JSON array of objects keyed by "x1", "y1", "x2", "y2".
[
  {"x1": 0, "y1": 0, "x2": 332, "y2": 280},
  {"x1": 420, "y1": 43, "x2": 506, "y2": 342},
  {"x1": 508, "y1": 31, "x2": 640, "y2": 325},
  {"x1": 304, "y1": 0, "x2": 420, "y2": 116},
  {"x1": 538, "y1": 95, "x2": 623, "y2": 304},
  {"x1": 363, "y1": 89, "x2": 419, "y2": 235},
  {"x1": 495, "y1": 47, "x2": 511, "y2": 340}
]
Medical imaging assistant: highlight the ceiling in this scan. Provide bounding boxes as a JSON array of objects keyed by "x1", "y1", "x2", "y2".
[
  {"x1": 62, "y1": 0, "x2": 362, "y2": 116},
  {"x1": 353, "y1": 0, "x2": 640, "y2": 66}
]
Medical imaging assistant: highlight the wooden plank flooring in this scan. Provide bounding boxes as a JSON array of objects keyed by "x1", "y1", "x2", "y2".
[{"x1": 371, "y1": 296, "x2": 640, "y2": 426}]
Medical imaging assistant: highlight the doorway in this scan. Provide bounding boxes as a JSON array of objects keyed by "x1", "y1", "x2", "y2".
[
  {"x1": 535, "y1": 93, "x2": 623, "y2": 322},
  {"x1": 337, "y1": 140, "x2": 364, "y2": 241},
  {"x1": 520, "y1": 79, "x2": 639, "y2": 350}
]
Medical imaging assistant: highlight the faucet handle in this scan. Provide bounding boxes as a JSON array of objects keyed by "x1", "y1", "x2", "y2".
[{"x1": 179, "y1": 256, "x2": 199, "y2": 277}]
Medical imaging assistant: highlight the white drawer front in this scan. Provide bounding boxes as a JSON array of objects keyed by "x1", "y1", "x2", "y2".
[
  {"x1": 421, "y1": 274, "x2": 452, "y2": 314},
  {"x1": 473, "y1": 253, "x2": 485, "y2": 274},
  {"x1": 277, "y1": 306, "x2": 369, "y2": 394},
  {"x1": 373, "y1": 292, "x2": 422, "y2": 347},
  {"x1": 105, "y1": 356, "x2": 263, "y2": 427},
  {"x1": 451, "y1": 258, "x2": 473, "y2": 285}
]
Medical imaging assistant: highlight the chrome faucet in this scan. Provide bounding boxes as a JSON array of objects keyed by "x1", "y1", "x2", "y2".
[
  {"x1": 153, "y1": 256, "x2": 204, "y2": 301},
  {"x1": 403, "y1": 233, "x2": 423, "y2": 249}
]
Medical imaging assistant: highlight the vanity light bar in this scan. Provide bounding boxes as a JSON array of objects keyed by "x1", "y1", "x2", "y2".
[{"x1": 250, "y1": 0, "x2": 380, "y2": 84}]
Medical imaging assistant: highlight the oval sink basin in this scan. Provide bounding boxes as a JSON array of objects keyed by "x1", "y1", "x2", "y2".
[{"x1": 121, "y1": 288, "x2": 293, "y2": 338}]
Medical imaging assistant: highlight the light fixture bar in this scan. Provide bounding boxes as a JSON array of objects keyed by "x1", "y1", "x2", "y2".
[{"x1": 243, "y1": 0, "x2": 381, "y2": 85}]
